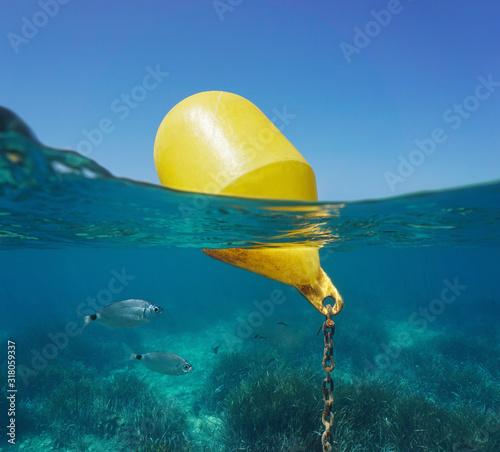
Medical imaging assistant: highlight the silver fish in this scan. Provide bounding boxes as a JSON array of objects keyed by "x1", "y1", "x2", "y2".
[
  {"x1": 122, "y1": 343, "x2": 194, "y2": 376},
  {"x1": 77, "y1": 299, "x2": 163, "y2": 330}
]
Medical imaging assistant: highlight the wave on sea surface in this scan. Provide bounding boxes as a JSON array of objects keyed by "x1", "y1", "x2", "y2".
[{"x1": 1, "y1": 107, "x2": 499, "y2": 250}]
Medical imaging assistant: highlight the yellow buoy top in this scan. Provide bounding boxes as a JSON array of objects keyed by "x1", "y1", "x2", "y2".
[
  {"x1": 154, "y1": 91, "x2": 343, "y2": 316},
  {"x1": 154, "y1": 91, "x2": 317, "y2": 201}
]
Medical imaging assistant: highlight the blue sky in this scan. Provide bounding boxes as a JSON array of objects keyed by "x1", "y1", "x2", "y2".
[{"x1": 1, "y1": 0, "x2": 499, "y2": 201}]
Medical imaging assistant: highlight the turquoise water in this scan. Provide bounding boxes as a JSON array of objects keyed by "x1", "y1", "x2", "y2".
[{"x1": 1, "y1": 108, "x2": 499, "y2": 451}]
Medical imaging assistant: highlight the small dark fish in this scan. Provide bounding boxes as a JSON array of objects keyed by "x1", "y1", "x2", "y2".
[
  {"x1": 215, "y1": 384, "x2": 225, "y2": 393},
  {"x1": 212, "y1": 345, "x2": 220, "y2": 354},
  {"x1": 277, "y1": 322, "x2": 288, "y2": 327},
  {"x1": 266, "y1": 358, "x2": 276, "y2": 366},
  {"x1": 255, "y1": 334, "x2": 266, "y2": 339}
]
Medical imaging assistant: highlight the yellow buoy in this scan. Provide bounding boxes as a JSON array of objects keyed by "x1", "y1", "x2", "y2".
[{"x1": 154, "y1": 91, "x2": 343, "y2": 315}]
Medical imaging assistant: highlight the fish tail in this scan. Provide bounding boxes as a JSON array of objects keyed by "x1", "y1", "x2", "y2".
[
  {"x1": 121, "y1": 342, "x2": 136, "y2": 361},
  {"x1": 72, "y1": 306, "x2": 91, "y2": 334}
]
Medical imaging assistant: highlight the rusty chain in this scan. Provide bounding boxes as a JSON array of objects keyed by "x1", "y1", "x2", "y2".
[{"x1": 321, "y1": 303, "x2": 336, "y2": 451}]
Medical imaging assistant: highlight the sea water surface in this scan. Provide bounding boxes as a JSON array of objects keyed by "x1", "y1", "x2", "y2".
[{"x1": 0, "y1": 110, "x2": 499, "y2": 451}]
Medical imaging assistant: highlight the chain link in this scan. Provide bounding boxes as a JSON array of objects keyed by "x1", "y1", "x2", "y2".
[{"x1": 321, "y1": 304, "x2": 335, "y2": 451}]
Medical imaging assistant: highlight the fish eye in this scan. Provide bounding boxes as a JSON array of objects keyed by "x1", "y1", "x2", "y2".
[
  {"x1": 183, "y1": 364, "x2": 191, "y2": 371},
  {"x1": 154, "y1": 307, "x2": 159, "y2": 312}
]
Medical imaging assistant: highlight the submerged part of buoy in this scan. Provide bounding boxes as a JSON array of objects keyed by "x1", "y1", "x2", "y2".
[{"x1": 154, "y1": 91, "x2": 343, "y2": 315}]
